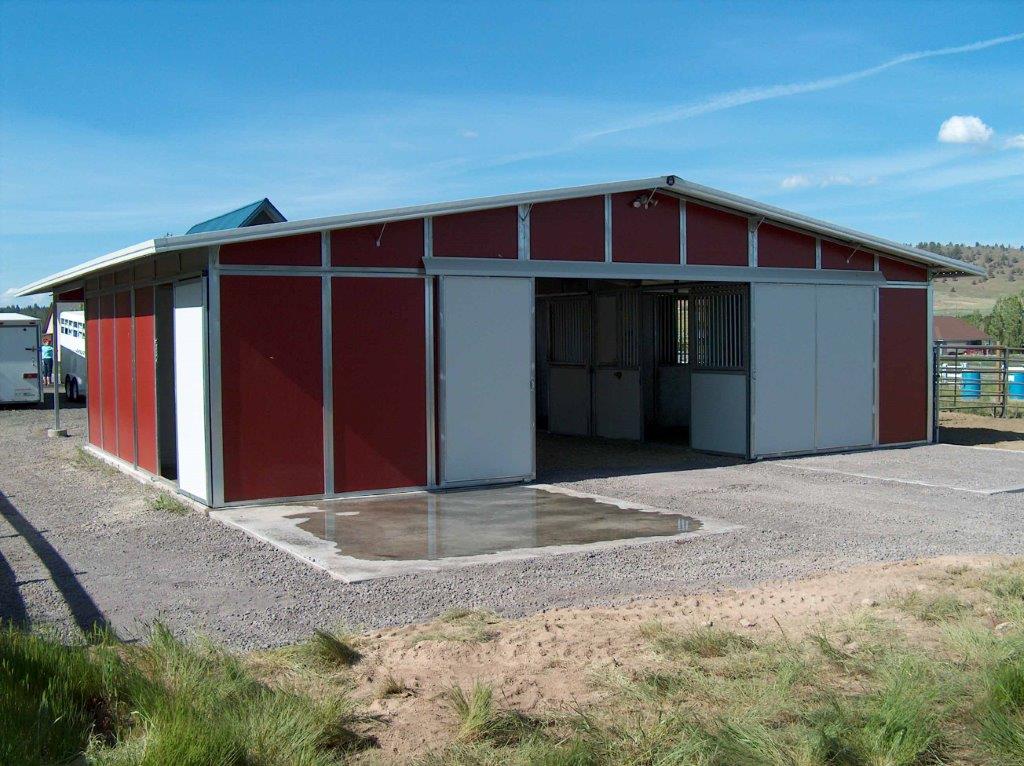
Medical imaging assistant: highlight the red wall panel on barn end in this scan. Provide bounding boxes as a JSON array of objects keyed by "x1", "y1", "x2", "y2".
[
  {"x1": 757, "y1": 223, "x2": 816, "y2": 269},
  {"x1": 432, "y1": 207, "x2": 518, "y2": 259},
  {"x1": 821, "y1": 241, "x2": 874, "y2": 271},
  {"x1": 218, "y1": 233, "x2": 321, "y2": 267},
  {"x1": 133, "y1": 287, "x2": 157, "y2": 474},
  {"x1": 685, "y1": 203, "x2": 748, "y2": 266},
  {"x1": 99, "y1": 294, "x2": 117, "y2": 455},
  {"x1": 331, "y1": 218, "x2": 424, "y2": 268},
  {"x1": 85, "y1": 298, "x2": 103, "y2": 447},
  {"x1": 611, "y1": 192, "x2": 679, "y2": 264},
  {"x1": 880, "y1": 256, "x2": 928, "y2": 282},
  {"x1": 530, "y1": 196, "x2": 605, "y2": 261},
  {"x1": 332, "y1": 277, "x2": 427, "y2": 492},
  {"x1": 879, "y1": 288, "x2": 928, "y2": 444},
  {"x1": 220, "y1": 275, "x2": 324, "y2": 502},
  {"x1": 114, "y1": 291, "x2": 135, "y2": 464}
]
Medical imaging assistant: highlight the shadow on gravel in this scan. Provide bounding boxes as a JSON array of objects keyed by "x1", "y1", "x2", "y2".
[
  {"x1": 0, "y1": 491, "x2": 113, "y2": 636},
  {"x1": 939, "y1": 426, "x2": 1024, "y2": 448}
]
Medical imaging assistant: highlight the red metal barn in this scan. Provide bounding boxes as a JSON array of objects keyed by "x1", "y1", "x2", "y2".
[{"x1": 18, "y1": 176, "x2": 984, "y2": 507}]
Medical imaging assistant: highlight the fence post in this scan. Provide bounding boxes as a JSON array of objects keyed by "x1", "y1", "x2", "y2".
[
  {"x1": 1001, "y1": 346, "x2": 1009, "y2": 418},
  {"x1": 932, "y1": 343, "x2": 940, "y2": 442}
]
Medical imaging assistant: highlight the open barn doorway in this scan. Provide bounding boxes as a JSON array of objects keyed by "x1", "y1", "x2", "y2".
[{"x1": 534, "y1": 278, "x2": 749, "y2": 480}]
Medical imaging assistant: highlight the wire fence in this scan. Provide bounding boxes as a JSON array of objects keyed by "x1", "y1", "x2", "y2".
[{"x1": 933, "y1": 345, "x2": 1024, "y2": 423}]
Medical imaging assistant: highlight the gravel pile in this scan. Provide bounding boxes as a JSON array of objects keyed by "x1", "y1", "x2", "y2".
[{"x1": 2, "y1": 401, "x2": 1022, "y2": 649}]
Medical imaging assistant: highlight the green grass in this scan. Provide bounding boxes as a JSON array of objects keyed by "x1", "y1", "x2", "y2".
[
  {"x1": 444, "y1": 682, "x2": 541, "y2": 746},
  {"x1": 0, "y1": 621, "x2": 368, "y2": 765},
  {"x1": 640, "y1": 622, "x2": 755, "y2": 659},
  {"x1": 411, "y1": 609, "x2": 501, "y2": 645},
  {"x1": 892, "y1": 589, "x2": 971, "y2": 623},
  {"x1": 147, "y1": 492, "x2": 190, "y2": 516}
]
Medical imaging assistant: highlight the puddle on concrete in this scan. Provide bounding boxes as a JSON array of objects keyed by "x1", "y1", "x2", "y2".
[{"x1": 285, "y1": 486, "x2": 702, "y2": 561}]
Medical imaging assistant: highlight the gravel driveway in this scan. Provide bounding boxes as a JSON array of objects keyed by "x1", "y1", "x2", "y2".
[{"x1": 2, "y1": 402, "x2": 1022, "y2": 650}]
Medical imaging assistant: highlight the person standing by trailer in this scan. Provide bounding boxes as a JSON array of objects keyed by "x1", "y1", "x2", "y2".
[{"x1": 40, "y1": 335, "x2": 54, "y2": 387}]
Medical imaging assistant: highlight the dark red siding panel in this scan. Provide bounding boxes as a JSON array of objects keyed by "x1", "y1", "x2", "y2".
[
  {"x1": 685, "y1": 203, "x2": 748, "y2": 266},
  {"x1": 333, "y1": 277, "x2": 427, "y2": 492},
  {"x1": 85, "y1": 298, "x2": 102, "y2": 447},
  {"x1": 99, "y1": 294, "x2": 117, "y2": 454},
  {"x1": 880, "y1": 256, "x2": 928, "y2": 282},
  {"x1": 821, "y1": 241, "x2": 874, "y2": 271},
  {"x1": 220, "y1": 276, "x2": 324, "y2": 502},
  {"x1": 133, "y1": 287, "x2": 157, "y2": 474},
  {"x1": 757, "y1": 223, "x2": 816, "y2": 269},
  {"x1": 218, "y1": 233, "x2": 321, "y2": 267},
  {"x1": 58, "y1": 288, "x2": 85, "y2": 301},
  {"x1": 432, "y1": 207, "x2": 518, "y2": 259},
  {"x1": 114, "y1": 291, "x2": 135, "y2": 463},
  {"x1": 530, "y1": 196, "x2": 605, "y2": 261},
  {"x1": 331, "y1": 219, "x2": 424, "y2": 268},
  {"x1": 879, "y1": 288, "x2": 928, "y2": 444},
  {"x1": 611, "y1": 192, "x2": 679, "y2": 263}
]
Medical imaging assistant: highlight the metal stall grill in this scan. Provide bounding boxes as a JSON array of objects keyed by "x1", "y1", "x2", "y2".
[
  {"x1": 690, "y1": 285, "x2": 748, "y2": 372},
  {"x1": 655, "y1": 294, "x2": 689, "y2": 366},
  {"x1": 548, "y1": 296, "x2": 591, "y2": 365}
]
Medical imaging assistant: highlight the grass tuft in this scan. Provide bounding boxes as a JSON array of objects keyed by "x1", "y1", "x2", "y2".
[
  {"x1": 147, "y1": 492, "x2": 190, "y2": 516},
  {"x1": 412, "y1": 609, "x2": 501, "y2": 645},
  {"x1": 641, "y1": 622, "x2": 755, "y2": 659},
  {"x1": 892, "y1": 589, "x2": 971, "y2": 623},
  {"x1": 976, "y1": 650, "x2": 1024, "y2": 765},
  {"x1": 445, "y1": 682, "x2": 540, "y2": 746}
]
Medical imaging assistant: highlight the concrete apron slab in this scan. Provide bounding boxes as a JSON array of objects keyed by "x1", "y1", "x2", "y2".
[
  {"x1": 210, "y1": 484, "x2": 741, "y2": 583},
  {"x1": 775, "y1": 443, "x2": 1024, "y2": 495}
]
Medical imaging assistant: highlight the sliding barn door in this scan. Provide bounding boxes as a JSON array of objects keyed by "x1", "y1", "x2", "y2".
[
  {"x1": 173, "y1": 279, "x2": 210, "y2": 502},
  {"x1": 440, "y1": 276, "x2": 534, "y2": 486}
]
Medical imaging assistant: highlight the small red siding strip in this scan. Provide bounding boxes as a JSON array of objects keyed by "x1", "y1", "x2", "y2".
[
  {"x1": 58, "y1": 288, "x2": 85, "y2": 301},
  {"x1": 133, "y1": 287, "x2": 158, "y2": 474},
  {"x1": 611, "y1": 192, "x2": 680, "y2": 264},
  {"x1": 331, "y1": 218, "x2": 424, "y2": 268},
  {"x1": 879, "y1": 288, "x2": 928, "y2": 444},
  {"x1": 530, "y1": 196, "x2": 605, "y2": 261},
  {"x1": 432, "y1": 207, "x2": 518, "y2": 259},
  {"x1": 114, "y1": 291, "x2": 135, "y2": 463},
  {"x1": 220, "y1": 275, "x2": 324, "y2": 502},
  {"x1": 99, "y1": 294, "x2": 117, "y2": 454},
  {"x1": 880, "y1": 256, "x2": 928, "y2": 282},
  {"x1": 332, "y1": 278, "x2": 427, "y2": 492},
  {"x1": 218, "y1": 233, "x2": 322, "y2": 266},
  {"x1": 821, "y1": 241, "x2": 874, "y2": 271},
  {"x1": 85, "y1": 298, "x2": 102, "y2": 447},
  {"x1": 685, "y1": 203, "x2": 748, "y2": 266},
  {"x1": 757, "y1": 223, "x2": 816, "y2": 269}
]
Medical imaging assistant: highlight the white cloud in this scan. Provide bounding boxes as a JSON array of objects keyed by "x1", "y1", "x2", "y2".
[
  {"x1": 459, "y1": 129, "x2": 479, "y2": 140},
  {"x1": 780, "y1": 174, "x2": 812, "y2": 189},
  {"x1": 1006, "y1": 134, "x2": 1024, "y2": 149},
  {"x1": 2, "y1": 287, "x2": 18, "y2": 300},
  {"x1": 938, "y1": 115, "x2": 994, "y2": 144}
]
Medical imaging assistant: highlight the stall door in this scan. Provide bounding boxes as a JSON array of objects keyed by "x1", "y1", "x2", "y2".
[
  {"x1": 440, "y1": 276, "x2": 533, "y2": 486},
  {"x1": 751, "y1": 283, "x2": 816, "y2": 456},
  {"x1": 815, "y1": 286, "x2": 874, "y2": 449},
  {"x1": 173, "y1": 280, "x2": 210, "y2": 503}
]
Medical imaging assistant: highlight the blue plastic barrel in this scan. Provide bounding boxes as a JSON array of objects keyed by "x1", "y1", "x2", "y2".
[
  {"x1": 961, "y1": 370, "x2": 981, "y2": 399},
  {"x1": 1010, "y1": 371, "x2": 1024, "y2": 401}
]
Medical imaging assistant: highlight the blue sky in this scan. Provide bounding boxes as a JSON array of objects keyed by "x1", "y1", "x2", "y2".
[{"x1": 1, "y1": 1, "x2": 1023, "y2": 301}]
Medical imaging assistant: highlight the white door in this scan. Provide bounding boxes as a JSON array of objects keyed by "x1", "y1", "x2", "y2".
[
  {"x1": 752, "y1": 283, "x2": 816, "y2": 456},
  {"x1": 816, "y1": 286, "x2": 874, "y2": 449},
  {"x1": 173, "y1": 280, "x2": 210, "y2": 502},
  {"x1": 440, "y1": 276, "x2": 533, "y2": 486},
  {"x1": 0, "y1": 323, "x2": 41, "y2": 403}
]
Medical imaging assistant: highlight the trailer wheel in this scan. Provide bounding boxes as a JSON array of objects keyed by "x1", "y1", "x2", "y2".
[{"x1": 66, "y1": 377, "x2": 79, "y2": 402}]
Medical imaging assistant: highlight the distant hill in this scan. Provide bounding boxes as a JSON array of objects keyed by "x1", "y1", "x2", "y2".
[{"x1": 922, "y1": 242, "x2": 1024, "y2": 314}]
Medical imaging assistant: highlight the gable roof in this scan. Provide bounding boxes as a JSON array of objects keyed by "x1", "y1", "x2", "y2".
[
  {"x1": 16, "y1": 174, "x2": 987, "y2": 296},
  {"x1": 933, "y1": 315, "x2": 992, "y2": 342},
  {"x1": 185, "y1": 198, "x2": 286, "y2": 234}
]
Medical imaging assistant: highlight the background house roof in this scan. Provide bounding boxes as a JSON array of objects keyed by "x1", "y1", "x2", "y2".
[
  {"x1": 185, "y1": 198, "x2": 285, "y2": 234},
  {"x1": 933, "y1": 315, "x2": 992, "y2": 342}
]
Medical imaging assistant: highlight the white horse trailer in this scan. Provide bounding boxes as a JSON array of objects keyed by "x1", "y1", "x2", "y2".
[
  {"x1": 57, "y1": 309, "x2": 87, "y2": 401},
  {"x1": 0, "y1": 313, "x2": 43, "y2": 404}
]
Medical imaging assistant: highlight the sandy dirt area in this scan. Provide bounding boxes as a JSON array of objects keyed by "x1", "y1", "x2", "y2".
[
  {"x1": 342, "y1": 554, "x2": 1010, "y2": 761},
  {"x1": 939, "y1": 411, "x2": 1024, "y2": 450}
]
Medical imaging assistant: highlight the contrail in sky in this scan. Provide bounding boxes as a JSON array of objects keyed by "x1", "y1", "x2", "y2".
[{"x1": 575, "y1": 32, "x2": 1024, "y2": 143}]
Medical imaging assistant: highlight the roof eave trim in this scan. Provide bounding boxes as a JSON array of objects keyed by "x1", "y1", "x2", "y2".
[{"x1": 15, "y1": 240, "x2": 158, "y2": 296}]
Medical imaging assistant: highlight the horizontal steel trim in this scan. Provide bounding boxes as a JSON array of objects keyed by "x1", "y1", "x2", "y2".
[
  {"x1": 423, "y1": 257, "x2": 886, "y2": 285},
  {"x1": 215, "y1": 485, "x2": 430, "y2": 508},
  {"x1": 215, "y1": 266, "x2": 424, "y2": 277}
]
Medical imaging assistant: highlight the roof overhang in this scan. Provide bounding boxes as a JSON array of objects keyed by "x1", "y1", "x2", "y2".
[{"x1": 16, "y1": 174, "x2": 985, "y2": 296}]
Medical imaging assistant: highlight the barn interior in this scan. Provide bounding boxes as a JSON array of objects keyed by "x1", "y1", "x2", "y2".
[{"x1": 534, "y1": 277, "x2": 750, "y2": 478}]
